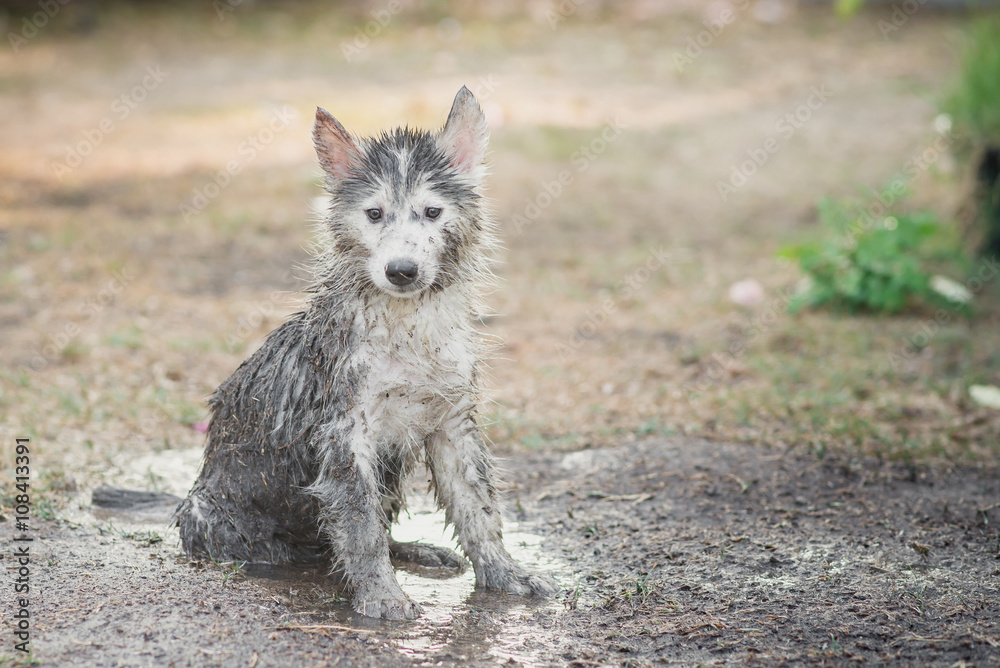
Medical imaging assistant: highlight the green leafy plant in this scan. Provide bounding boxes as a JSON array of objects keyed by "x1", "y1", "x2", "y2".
[
  {"x1": 944, "y1": 18, "x2": 1000, "y2": 259},
  {"x1": 779, "y1": 196, "x2": 969, "y2": 315},
  {"x1": 215, "y1": 560, "x2": 246, "y2": 588},
  {"x1": 946, "y1": 18, "x2": 1000, "y2": 149}
]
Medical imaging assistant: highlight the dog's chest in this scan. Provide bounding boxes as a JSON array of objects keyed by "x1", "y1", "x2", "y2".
[{"x1": 353, "y1": 301, "x2": 476, "y2": 446}]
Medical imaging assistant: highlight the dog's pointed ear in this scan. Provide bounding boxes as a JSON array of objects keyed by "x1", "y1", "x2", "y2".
[
  {"x1": 313, "y1": 107, "x2": 361, "y2": 181},
  {"x1": 438, "y1": 86, "x2": 488, "y2": 175}
]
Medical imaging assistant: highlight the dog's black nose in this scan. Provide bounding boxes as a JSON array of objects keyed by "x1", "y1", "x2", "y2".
[{"x1": 385, "y1": 260, "x2": 419, "y2": 287}]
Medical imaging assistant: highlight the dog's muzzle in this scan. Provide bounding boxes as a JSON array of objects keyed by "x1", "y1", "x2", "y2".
[{"x1": 385, "y1": 259, "x2": 419, "y2": 287}]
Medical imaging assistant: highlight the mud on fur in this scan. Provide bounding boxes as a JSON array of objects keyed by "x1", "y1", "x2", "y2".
[{"x1": 174, "y1": 87, "x2": 557, "y2": 620}]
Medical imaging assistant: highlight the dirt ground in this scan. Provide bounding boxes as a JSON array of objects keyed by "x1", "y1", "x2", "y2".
[
  {"x1": 12, "y1": 437, "x2": 1000, "y2": 666},
  {"x1": 1, "y1": 1, "x2": 999, "y2": 666}
]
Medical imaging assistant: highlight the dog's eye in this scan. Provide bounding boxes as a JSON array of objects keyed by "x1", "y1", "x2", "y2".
[
  {"x1": 366, "y1": 208, "x2": 382, "y2": 222},
  {"x1": 425, "y1": 207, "x2": 442, "y2": 219}
]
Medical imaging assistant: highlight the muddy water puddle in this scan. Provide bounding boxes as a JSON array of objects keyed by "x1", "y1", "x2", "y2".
[
  {"x1": 383, "y1": 503, "x2": 565, "y2": 665},
  {"x1": 78, "y1": 447, "x2": 568, "y2": 667},
  {"x1": 247, "y1": 505, "x2": 566, "y2": 666}
]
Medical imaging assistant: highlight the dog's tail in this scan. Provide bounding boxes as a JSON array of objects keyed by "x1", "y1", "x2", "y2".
[{"x1": 91, "y1": 486, "x2": 182, "y2": 510}]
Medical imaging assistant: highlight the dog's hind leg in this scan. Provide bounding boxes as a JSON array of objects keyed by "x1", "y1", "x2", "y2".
[
  {"x1": 177, "y1": 463, "x2": 324, "y2": 565},
  {"x1": 378, "y1": 450, "x2": 466, "y2": 571},
  {"x1": 389, "y1": 537, "x2": 466, "y2": 570}
]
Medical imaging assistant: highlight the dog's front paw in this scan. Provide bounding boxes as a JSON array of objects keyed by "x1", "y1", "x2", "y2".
[
  {"x1": 478, "y1": 561, "x2": 557, "y2": 597},
  {"x1": 352, "y1": 583, "x2": 422, "y2": 620}
]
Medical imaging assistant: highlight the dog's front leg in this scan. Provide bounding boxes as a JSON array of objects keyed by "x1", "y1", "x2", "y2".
[
  {"x1": 426, "y1": 407, "x2": 557, "y2": 597},
  {"x1": 311, "y1": 434, "x2": 422, "y2": 620}
]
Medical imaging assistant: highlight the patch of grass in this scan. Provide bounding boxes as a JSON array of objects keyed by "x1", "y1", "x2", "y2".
[
  {"x1": 172, "y1": 398, "x2": 207, "y2": 427},
  {"x1": 518, "y1": 434, "x2": 547, "y2": 449},
  {"x1": 107, "y1": 324, "x2": 145, "y2": 350},
  {"x1": 581, "y1": 521, "x2": 603, "y2": 539},
  {"x1": 142, "y1": 387, "x2": 206, "y2": 427},
  {"x1": 0, "y1": 652, "x2": 43, "y2": 665},
  {"x1": 214, "y1": 560, "x2": 247, "y2": 589},
  {"x1": 54, "y1": 389, "x2": 85, "y2": 417},
  {"x1": 562, "y1": 585, "x2": 583, "y2": 610},
  {"x1": 0, "y1": 469, "x2": 75, "y2": 521},
  {"x1": 98, "y1": 521, "x2": 165, "y2": 546},
  {"x1": 632, "y1": 419, "x2": 676, "y2": 438},
  {"x1": 686, "y1": 306, "x2": 1000, "y2": 463},
  {"x1": 143, "y1": 466, "x2": 168, "y2": 492},
  {"x1": 623, "y1": 577, "x2": 657, "y2": 607},
  {"x1": 122, "y1": 529, "x2": 165, "y2": 547},
  {"x1": 168, "y1": 336, "x2": 220, "y2": 353},
  {"x1": 215, "y1": 209, "x2": 257, "y2": 236},
  {"x1": 220, "y1": 337, "x2": 249, "y2": 355},
  {"x1": 60, "y1": 341, "x2": 89, "y2": 363},
  {"x1": 600, "y1": 577, "x2": 660, "y2": 613},
  {"x1": 34, "y1": 496, "x2": 59, "y2": 521},
  {"x1": 903, "y1": 584, "x2": 929, "y2": 615}
]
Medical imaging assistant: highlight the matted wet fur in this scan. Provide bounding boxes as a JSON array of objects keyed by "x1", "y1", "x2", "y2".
[{"x1": 174, "y1": 87, "x2": 556, "y2": 619}]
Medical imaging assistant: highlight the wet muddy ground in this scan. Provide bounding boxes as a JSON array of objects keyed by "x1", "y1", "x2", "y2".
[{"x1": 13, "y1": 436, "x2": 1000, "y2": 666}]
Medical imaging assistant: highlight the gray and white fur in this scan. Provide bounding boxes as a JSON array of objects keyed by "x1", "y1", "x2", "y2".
[{"x1": 175, "y1": 87, "x2": 556, "y2": 619}]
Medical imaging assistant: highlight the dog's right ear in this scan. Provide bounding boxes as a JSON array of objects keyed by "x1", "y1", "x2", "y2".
[{"x1": 313, "y1": 108, "x2": 361, "y2": 181}]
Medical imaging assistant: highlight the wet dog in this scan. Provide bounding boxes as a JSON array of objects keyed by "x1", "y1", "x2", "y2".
[{"x1": 175, "y1": 87, "x2": 556, "y2": 619}]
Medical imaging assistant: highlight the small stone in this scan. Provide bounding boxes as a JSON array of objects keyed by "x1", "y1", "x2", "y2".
[
  {"x1": 930, "y1": 275, "x2": 972, "y2": 304},
  {"x1": 969, "y1": 384, "x2": 1000, "y2": 409},
  {"x1": 728, "y1": 279, "x2": 765, "y2": 307}
]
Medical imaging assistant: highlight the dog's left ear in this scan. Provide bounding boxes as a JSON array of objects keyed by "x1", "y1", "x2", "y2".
[{"x1": 438, "y1": 86, "x2": 488, "y2": 175}]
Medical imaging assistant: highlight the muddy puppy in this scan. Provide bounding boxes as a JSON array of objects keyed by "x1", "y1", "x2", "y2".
[{"x1": 175, "y1": 87, "x2": 556, "y2": 619}]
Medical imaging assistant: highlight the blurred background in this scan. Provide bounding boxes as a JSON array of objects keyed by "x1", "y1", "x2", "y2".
[{"x1": 0, "y1": 0, "x2": 998, "y2": 500}]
